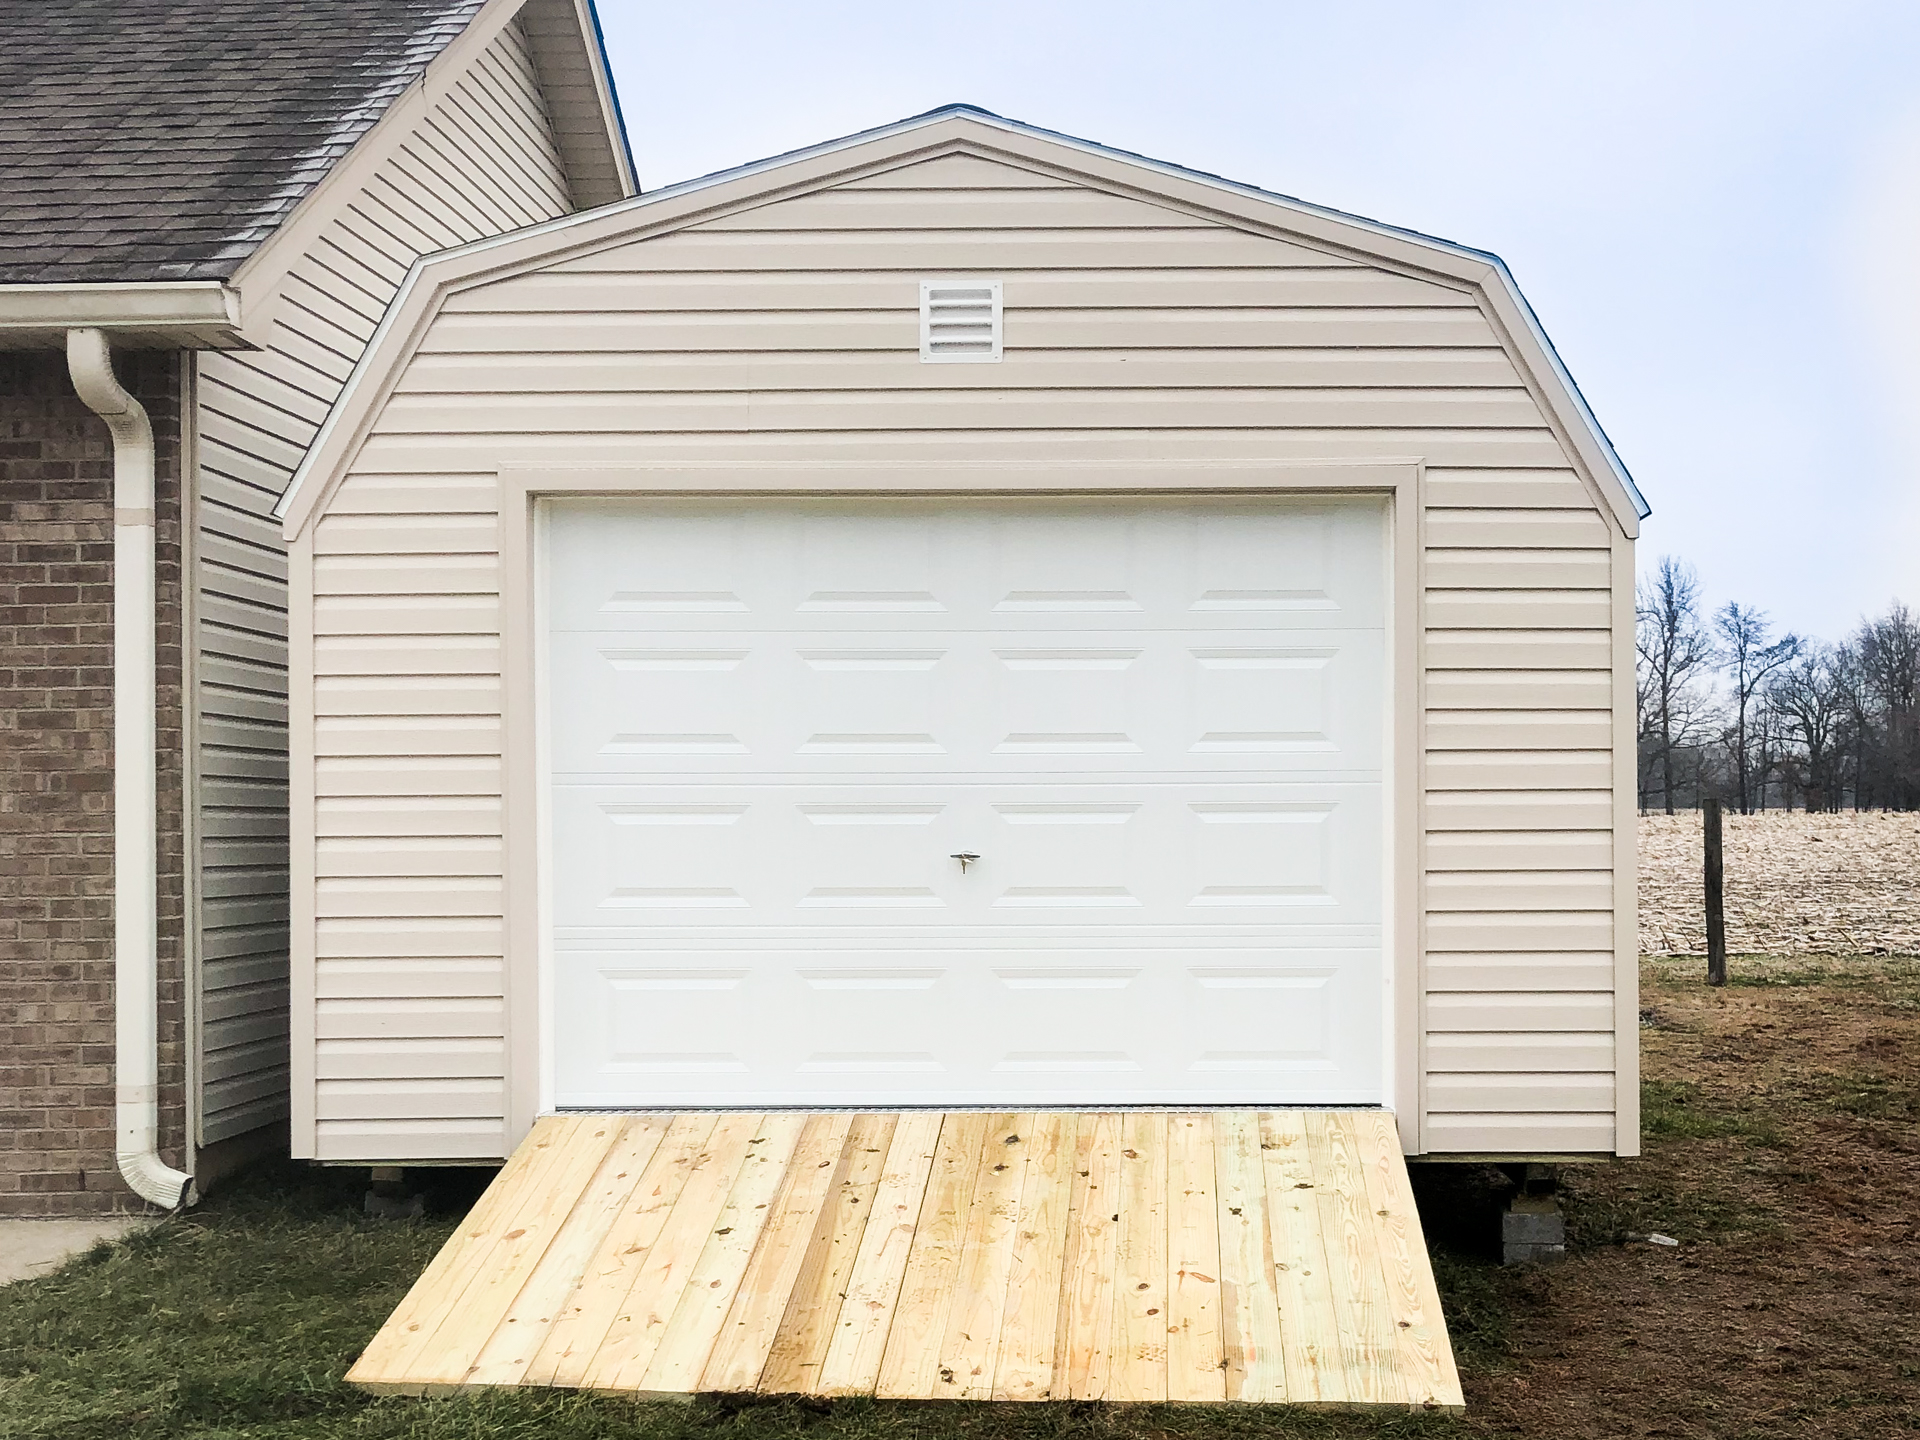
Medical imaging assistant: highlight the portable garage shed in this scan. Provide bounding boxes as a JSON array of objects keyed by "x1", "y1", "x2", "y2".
[{"x1": 276, "y1": 106, "x2": 1643, "y2": 1176}]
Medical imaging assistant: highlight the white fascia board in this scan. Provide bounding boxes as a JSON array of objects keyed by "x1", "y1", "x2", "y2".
[
  {"x1": 0, "y1": 281, "x2": 240, "y2": 333},
  {"x1": 275, "y1": 105, "x2": 1649, "y2": 526}
]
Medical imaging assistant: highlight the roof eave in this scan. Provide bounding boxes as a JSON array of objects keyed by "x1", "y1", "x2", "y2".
[
  {"x1": 0, "y1": 281, "x2": 245, "y2": 350},
  {"x1": 580, "y1": 0, "x2": 638, "y2": 197}
]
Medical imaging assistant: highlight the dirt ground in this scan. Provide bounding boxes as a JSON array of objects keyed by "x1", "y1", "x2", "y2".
[
  {"x1": 1640, "y1": 810, "x2": 1920, "y2": 956},
  {"x1": 1449, "y1": 954, "x2": 1920, "y2": 1439}
]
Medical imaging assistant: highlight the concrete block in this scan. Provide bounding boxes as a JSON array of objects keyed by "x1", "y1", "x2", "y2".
[{"x1": 1502, "y1": 1194, "x2": 1566, "y2": 1265}]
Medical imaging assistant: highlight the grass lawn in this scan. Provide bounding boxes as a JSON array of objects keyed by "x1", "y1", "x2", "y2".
[{"x1": 2, "y1": 956, "x2": 1915, "y2": 1440}]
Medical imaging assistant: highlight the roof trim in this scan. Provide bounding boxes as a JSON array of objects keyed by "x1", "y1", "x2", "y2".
[
  {"x1": 581, "y1": 0, "x2": 638, "y2": 197},
  {"x1": 276, "y1": 104, "x2": 1648, "y2": 532},
  {"x1": 0, "y1": 281, "x2": 242, "y2": 350}
]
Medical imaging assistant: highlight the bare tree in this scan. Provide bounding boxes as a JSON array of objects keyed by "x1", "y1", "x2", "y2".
[
  {"x1": 1636, "y1": 557, "x2": 1716, "y2": 814},
  {"x1": 1767, "y1": 648, "x2": 1848, "y2": 811},
  {"x1": 1853, "y1": 602, "x2": 1920, "y2": 809},
  {"x1": 1714, "y1": 602, "x2": 1801, "y2": 814}
]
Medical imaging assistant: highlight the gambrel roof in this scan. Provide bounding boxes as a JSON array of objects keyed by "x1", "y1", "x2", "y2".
[{"x1": 277, "y1": 105, "x2": 1648, "y2": 535}]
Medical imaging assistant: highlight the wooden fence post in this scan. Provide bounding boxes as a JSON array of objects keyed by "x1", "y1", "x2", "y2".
[{"x1": 1703, "y1": 797, "x2": 1726, "y2": 986}]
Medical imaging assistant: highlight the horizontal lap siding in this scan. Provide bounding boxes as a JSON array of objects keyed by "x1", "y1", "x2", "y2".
[
  {"x1": 309, "y1": 477, "x2": 509, "y2": 1158},
  {"x1": 200, "y1": 18, "x2": 568, "y2": 1154},
  {"x1": 301, "y1": 150, "x2": 1627, "y2": 1158},
  {"x1": 1423, "y1": 492, "x2": 1617, "y2": 1153}
]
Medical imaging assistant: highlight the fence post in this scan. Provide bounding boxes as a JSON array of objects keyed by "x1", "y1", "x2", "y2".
[{"x1": 1703, "y1": 797, "x2": 1726, "y2": 986}]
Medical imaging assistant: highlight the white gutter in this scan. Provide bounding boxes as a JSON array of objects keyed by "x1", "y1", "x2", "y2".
[
  {"x1": 1, "y1": 283, "x2": 241, "y2": 352},
  {"x1": 66, "y1": 328, "x2": 197, "y2": 1212}
]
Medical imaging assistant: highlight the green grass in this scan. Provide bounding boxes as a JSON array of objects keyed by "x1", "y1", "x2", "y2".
[
  {"x1": 1819, "y1": 1071, "x2": 1919, "y2": 1122},
  {"x1": 0, "y1": 1165, "x2": 1482, "y2": 1440},
  {"x1": 1639, "y1": 1079, "x2": 1782, "y2": 1146}
]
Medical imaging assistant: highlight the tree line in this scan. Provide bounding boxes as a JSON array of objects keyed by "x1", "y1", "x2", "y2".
[{"x1": 1637, "y1": 557, "x2": 1920, "y2": 813}]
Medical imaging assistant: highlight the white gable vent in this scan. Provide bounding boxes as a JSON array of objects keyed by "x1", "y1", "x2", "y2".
[{"x1": 920, "y1": 280, "x2": 1002, "y2": 362}]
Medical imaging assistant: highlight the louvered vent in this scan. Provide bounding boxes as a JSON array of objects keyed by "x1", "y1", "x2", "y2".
[{"x1": 920, "y1": 280, "x2": 1002, "y2": 362}]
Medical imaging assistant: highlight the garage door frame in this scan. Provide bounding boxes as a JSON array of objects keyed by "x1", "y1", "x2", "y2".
[{"x1": 495, "y1": 459, "x2": 1425, "y2": 1145}]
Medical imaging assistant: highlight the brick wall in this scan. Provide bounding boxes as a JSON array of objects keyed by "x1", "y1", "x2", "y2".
[{"x1": 0, "y1": 348, "x2": 186, "y2": 1215}]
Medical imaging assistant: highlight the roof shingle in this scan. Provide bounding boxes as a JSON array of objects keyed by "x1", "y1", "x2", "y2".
[{"x1": 0, "y1": 0, "x2": 488, "y2": 283}]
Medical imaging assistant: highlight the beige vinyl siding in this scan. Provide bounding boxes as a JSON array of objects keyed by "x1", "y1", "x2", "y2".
[
  {"x1": 296, "y1": 150, "x2": 1631, "y2": 1158},
  {"x1": 188, "y1": 15, "x2": 571, "y2": 1147},
  {"x1": 1422, "y1": 489, "x2": 1617, "y2": 1153}
]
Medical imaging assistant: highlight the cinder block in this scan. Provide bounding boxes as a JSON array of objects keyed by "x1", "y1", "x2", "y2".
[{"x1": 1502, "y1": 1195, "x2": 1567, "y2": 1265}]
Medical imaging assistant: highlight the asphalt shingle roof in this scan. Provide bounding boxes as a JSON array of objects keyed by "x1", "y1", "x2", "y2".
[{"x1": 0, "y1": 0, "x2": 488, "y2": 284}]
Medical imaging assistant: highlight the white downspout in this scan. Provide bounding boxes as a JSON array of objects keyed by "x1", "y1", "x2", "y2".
[{"x1": 66, "y1": 328, "x2": 196, "y2": 1211}]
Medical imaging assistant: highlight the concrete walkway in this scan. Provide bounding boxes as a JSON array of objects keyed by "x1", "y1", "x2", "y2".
[{"x1": 0, "y1": 1218, "x2": 146, "y2": 1286}]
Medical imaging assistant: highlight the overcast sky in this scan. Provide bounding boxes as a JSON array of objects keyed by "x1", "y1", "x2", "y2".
[{"x1": 594, "y1": 1, "x2": 1920, "y2": 645}]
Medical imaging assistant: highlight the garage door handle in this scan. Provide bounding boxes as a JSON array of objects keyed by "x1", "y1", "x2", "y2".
[{"x1": 950, "y1": 852, "x2": 980, "y2": 873}]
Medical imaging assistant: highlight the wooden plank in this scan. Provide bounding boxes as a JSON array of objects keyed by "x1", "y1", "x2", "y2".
[
  {"x1": 1054, "y1": 1111, "x2": 1122, "y2": 1400},
  {"x1": 523, "y1": 1113, "x2": 719, "y2": 1387},
  {"x1": 1352, "y1": 1111, "x2": 1464, "y2": 1412},
  {"x1": 1212, "y1": 1111, "x2": 1286, "y2": 1402},
  {"x1": 874, "y1": 1112, "x2": 990, "y2": 1398},
  {"x1": 1259, "y1": 1110, "x2": 1343, "y2": 1404},
  {"x1": 404, "y1": 1115, "x2": 625, "y2": 1386},
  {"x1": 636, "y1": 1114, "x2": 810, "y2": 1394},
  {"x1": 700, "y1": 1113, "x2": 856, "y2": 1393},
  {"x1": 1165, "y1": 1113, "x2": 1226, "y2": 1402},
  {"x1": 465, "y1": 1116, "x2": 671, "y2": 1385},
  {"x1": 815, "y1": 1111, "x2": 942, "y2": 1396},
  {"x1": 933, "y1": 1114, "x2": 1033, "y2": 1399},
  {"x1": 569, "y1": 1112, "x2": 762, "y2": 1390},
  {"x1": 1304, "y1": 1112, "x2": 1407, "y2": 1407},
  {"x1": 1108, "y1": 1112, "x2": 1170, "y2": 1402},
  {"x1": 992, "y1": 1111, "x2": 1077, "y2": 1400},
  {"x1": 347, "y1": 1114, "x2": 590, "y2": 1389},
  {"x1": 759, "y1": 1113, "x2": 898, "y2": 1394},
  {"x1": 352, "y1": 1111, "x2": 1465, "y2": 1408}
]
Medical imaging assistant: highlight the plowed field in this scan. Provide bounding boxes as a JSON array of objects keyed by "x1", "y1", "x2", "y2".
[{"x1": 1640, "y1": 810, "x2": 1920, "y2": 957}]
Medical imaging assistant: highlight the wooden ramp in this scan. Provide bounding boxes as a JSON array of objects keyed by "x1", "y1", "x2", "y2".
[{"x1": 347, "y1": 1111, "x2": 1463, "y2": 1410}]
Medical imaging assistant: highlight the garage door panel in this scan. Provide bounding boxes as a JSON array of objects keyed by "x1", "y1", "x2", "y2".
[
  {"x1": 545, "y1": 497, "x2": 1387, "y2": 1107},
  {"x1": 545, "y1": 498, "x2": 1387, "y2": 634},
  {"x1": 546, "y1": 630, "x2": 1384, "y2": 775},
  {"x1": 551, "y1": 942, "x2": 1383, "y2": 1105},
  {"x1": 548, "y1": 784, "x2": 1382, "y2": 929}
]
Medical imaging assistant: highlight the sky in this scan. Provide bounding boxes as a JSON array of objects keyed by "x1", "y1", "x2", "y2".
[{"x1": 593, "y1": 1, "x2": 1920, "y2": 645}]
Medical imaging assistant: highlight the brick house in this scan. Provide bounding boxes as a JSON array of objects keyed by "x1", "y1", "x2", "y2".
[{"x1": 0, "y1": 0, "x2": 632, "y2": 1215}]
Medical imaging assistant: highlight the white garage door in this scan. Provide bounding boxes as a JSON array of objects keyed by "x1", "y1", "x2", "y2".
[{"x1": 545, "y1": 496, "x2": 1386, "y2": 1107}]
